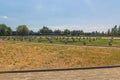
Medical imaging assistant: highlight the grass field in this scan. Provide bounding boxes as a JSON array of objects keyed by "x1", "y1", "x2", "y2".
[{"x1": 0, "y1": 40, "x2": 120, "y2": 71}]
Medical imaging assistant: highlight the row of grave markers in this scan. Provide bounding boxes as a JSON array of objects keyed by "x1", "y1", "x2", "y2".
[{"x1": 0, "y1": 36, "x2": 113, "y2": 46}]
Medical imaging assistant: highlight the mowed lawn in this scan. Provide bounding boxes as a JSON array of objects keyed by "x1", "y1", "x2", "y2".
[{"x1": 0, "y1": 40, "x2": 120, "y2": 71}]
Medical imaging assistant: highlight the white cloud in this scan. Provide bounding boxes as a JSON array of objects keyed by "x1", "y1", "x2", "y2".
[
  {"x1": 48, "y1": 24, "x2": 114, "y2": 32},
  {"x1": 29, "y1": 27, "x2": 40, "y2": 31},
  {"x1": 0, "y1": 16, "x2": 8, "y2": 19}
]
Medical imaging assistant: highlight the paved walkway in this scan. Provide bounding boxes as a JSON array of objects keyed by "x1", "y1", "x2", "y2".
[{"x1": 0, "y1": 67, "x2": 120, "y2": 80}]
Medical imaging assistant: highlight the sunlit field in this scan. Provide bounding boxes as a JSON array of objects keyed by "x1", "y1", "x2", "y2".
[{"x1": 0, "y1": 40, "x2": 120, "y2": 71}]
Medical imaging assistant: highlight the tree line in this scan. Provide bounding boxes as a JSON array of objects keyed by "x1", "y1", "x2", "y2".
[{"x1": 0, "y1": 24, "x2": 120, "y2": 36}]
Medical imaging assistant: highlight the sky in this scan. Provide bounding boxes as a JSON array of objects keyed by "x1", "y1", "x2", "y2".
[{"x1": 0, "y1": 0, "x2": 120, "y2": 32}]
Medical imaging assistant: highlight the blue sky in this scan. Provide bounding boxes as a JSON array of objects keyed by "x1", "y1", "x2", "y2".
[{"x1": 0, "y1": 0, "x2": 120, "y2": 32}]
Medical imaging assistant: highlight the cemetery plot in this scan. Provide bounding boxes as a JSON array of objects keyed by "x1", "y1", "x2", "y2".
[{"x1": 0, "y1": 36, "x2": 120, "y2": 46}]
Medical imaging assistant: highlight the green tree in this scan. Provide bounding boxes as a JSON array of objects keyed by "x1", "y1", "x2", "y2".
[
  {"x1": 91, "y1": 32, "x2": 95, "y2": 36},
  {"x1": 63, "y1": 29, "x2": 70, "y2": 35},
  {"x1": 54, "y1": 29, "x2": 62, "y2": 35},
  {"x1": 71, "y1": 30, "x2": 84, "y2": 36},
  {"x1": 0, "y1": 24, "x2": 7, "y2": 36},
  {"x1": 111, "y1": 25, "x2": 118, "y2": 36},
  {"x1": 0, "y1": 24, "x2": 12, "y2": 36},
  {"x1": 16, "y1": 25, "x2": 29, "y2": 36},
  {"x1": 107, "y1": 29, "x2": 111, "y2": 36},
  {"x1": 118, "y1": 26, "x2": 120, "y2": 36},
  {"x1": 38, "y1": 26, "x2": 53, "y2": 34},
  {"x1": 6, "y1": 27, "x2": 12, "y2": 36},
  {"x1": 114, "y1": 25, "x2": 118, "y2": 36},
  {"x1": 29, "y1": 30, "x2": 34, "y2": 35},
  {"x1": 101, "y1": 31, "x2": 105, "y2": 36}
]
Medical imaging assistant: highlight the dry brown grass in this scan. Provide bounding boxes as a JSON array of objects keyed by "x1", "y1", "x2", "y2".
[{"x1": 0, "y1": 40, "x2": 120, "y2": 71}]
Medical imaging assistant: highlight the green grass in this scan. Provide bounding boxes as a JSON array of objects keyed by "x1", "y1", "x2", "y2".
[
  {"x1": 0, "y1": 36, "x2": 120, "y2": 46},
  {"x1": 31, "y1": 37, "x2": 120, "y2": 46}
]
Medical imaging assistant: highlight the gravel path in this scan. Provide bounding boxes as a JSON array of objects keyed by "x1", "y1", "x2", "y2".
[{"x1": 0, "y1": 67, "x2": 120, "y2": 80}]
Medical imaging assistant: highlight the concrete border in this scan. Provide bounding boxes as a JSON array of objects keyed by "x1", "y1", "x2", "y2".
[
  {"x1": 0, "y1": 65, "x2": 120, "y2": 74},
  {"x1": 24, "y1": 42, "x2": 120, "y2": 49}
]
